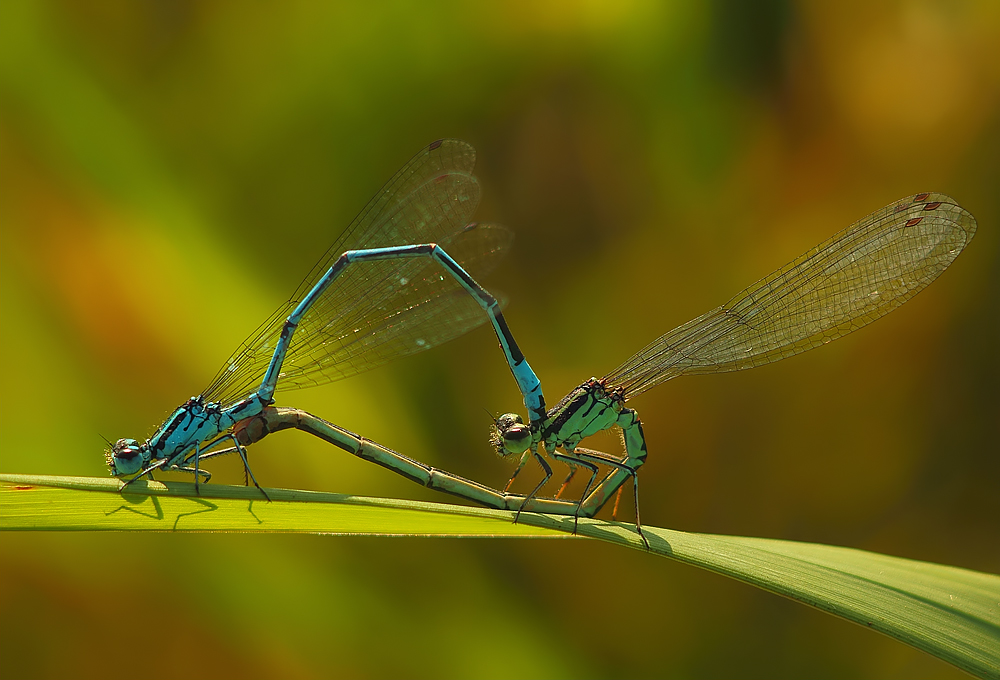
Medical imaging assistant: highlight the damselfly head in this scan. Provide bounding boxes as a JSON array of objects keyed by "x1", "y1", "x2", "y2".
[
  {"x1": 107, "y1": 438, "x2": 143, "y2": 476},
  {"x1": 490, "y1": 413, "x2": 531, "y2": 457}
]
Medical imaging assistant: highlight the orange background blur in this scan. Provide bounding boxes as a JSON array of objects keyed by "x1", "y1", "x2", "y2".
[{"x1": 1, "y1": 2, "x2": 997, "y2": 678}]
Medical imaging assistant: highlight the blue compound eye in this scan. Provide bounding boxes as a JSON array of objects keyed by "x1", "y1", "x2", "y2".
[{"x1": 107, "y1": 439, "x2": 143, "y2": 475}]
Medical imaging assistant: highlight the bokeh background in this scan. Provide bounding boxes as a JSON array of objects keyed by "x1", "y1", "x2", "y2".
[{"x1": 1, "y1": 1, "x2": 997, "y2": 678}]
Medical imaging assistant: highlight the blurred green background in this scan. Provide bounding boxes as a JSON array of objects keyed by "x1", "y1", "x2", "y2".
[{"x1": 1, "y1": 1, "x2": 997, "y2": 678}]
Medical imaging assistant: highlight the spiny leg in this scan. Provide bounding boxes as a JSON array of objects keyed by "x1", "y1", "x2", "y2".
[
  {"x1": 610, "y1": 427, "x2": 629, "y2": 521},
  {"x1": 568, "y1": 446, "x2": 631, "y2": 521},
  {"x1": 568, "y1": 408, "x2": 649, "y2": 548},
  {"x1": 612, "y1": 486, "x2": 625, "y2": 521},
  {"x1": 197, "y1": 445, "x2": 238, "y2": 463},
  {"x1": 184, "y1": 434, "x2": 247, "y2": 495},
  {"x1": 630, "y1": 464, "x2": 644, "y2": 548},
  {"x1": 514, "y1": 447, "x2": 553, "y2": 524},
  {"x1": 122, "y1": 459, "x2": 168, "y2": 490},
  {"x1": 173, "y1": 466, "x2": 212, "y2": 484},
  {"x1": 194, "y1": 442, "x2": 202, "y2": 495},
  {"x1": 181, "y1": 433, "x2": 271, "y2": 501},
  {"x1": 554, "y1": 464, "x2": 579, "y2": 499},
  {"x1": 548, "y1": 450, "x2": 599, "y2": 534},
  {"x1": 502, "y1": 450, "x2": 532, "y2": 493},
  {"x1": 574, "y1": 449, "x2": 648, "y2": 550},
  {"x1": 616, "y1": 407, "x2": 648, "y2": 548},
  {"x1": 231, "y1": 434, "x2": 270, "y2": 501}
]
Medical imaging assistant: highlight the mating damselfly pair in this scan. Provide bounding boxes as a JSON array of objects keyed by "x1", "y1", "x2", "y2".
[{"x1": 108, "y1": 139, "x2": 977, "y2": 547}]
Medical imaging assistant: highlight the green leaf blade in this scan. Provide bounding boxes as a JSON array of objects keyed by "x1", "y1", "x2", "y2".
[
  {"x1": 625, "y1": 529, "x2": 1000, "y2": 679},
  {"x1": 2, "y1": 474, "x2": 997, "y2": 678},
  {"x1": 0, "y1": 474, "x2": 568, "y2": 537}
]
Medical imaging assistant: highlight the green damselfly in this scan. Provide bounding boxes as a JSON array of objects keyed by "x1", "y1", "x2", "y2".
[{"x1": 487, "y1": 193, "x2": 977, "y2": 547}]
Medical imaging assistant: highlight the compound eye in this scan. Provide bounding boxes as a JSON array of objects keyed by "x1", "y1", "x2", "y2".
[
  {"x1": 495, "y1": 413, "x2": 523, "y2": 430},
  {"x1": 107, "y1": 439, "x2": 144, "y2": 476},
  {"x1": 112, "y1": 439, "x2": 141, "y2": 461},
  {"x1": 501, "y1": 423, "x2": 532, "y2": 456}
]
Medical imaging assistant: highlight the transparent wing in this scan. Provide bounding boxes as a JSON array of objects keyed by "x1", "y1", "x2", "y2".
[
  {"x1": 605, "y1": 193, "x2": 977, "y2": 398},
  {"x1": 202, "y1": 140, "x2": 509, "y2": 406},
  {"x1": 272, "y1": 222, "x2": 512, "y2": 392}
]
